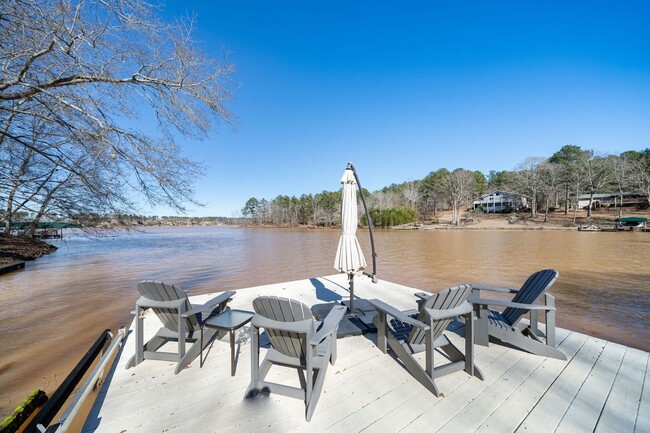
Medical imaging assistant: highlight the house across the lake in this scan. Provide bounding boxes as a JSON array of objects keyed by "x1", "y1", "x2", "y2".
[
  {"x1": 576, "y1": 191, "x2": 649, "y2": 210},
  {"x1": 473, "y1": 190, "x2": 527, "y2": 213}
]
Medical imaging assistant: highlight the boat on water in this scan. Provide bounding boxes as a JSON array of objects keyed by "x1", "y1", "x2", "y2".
[{"x1": 577, "y1": 224, "x2": 601, "y2": 231}]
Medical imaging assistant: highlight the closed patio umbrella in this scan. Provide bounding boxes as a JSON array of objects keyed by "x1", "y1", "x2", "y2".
[{"x1": 334, "y1": 164, "x2": 367, "y2": 313}]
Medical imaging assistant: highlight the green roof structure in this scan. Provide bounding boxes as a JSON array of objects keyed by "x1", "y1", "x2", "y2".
[
  {"x1": 615, "y1": 217, "x2": 648, "y2": 223},
  {"x1": 10, "y1": 222, "x2": 82, "y2": 229}
]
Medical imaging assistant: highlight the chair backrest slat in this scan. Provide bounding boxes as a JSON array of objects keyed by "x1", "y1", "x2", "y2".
[
  {"x1": 409, "y1": 284, "x2": 472, "y2": 345},
  {"x1": 502, "y1": 269, "x2": 559, "y2": 326},
  {"x1": 253, "y1": 296, "x2": 313, "y2": 358},
  {"x1": 137, "y1": 281, "x2": 197, "y2": 333}
]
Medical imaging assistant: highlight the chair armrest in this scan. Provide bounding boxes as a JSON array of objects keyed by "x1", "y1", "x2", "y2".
[
  {"x1": 368, "y1": 299, "x2": 429, "y2": 330},
  {"x1": 472, "y1": 285, "x2": 519, "y2": 294},
  {"x1": 424, "y1": 301, "x2": 472, "y2": 320},
  {"x1": 136, "y1": 297, "x2": 185, "y2": 310},
  {"x1": 468, "y1": 296, "x2": 555, "y2": 311},
  {"x1": 183, "y1": 290, "x2": 235, "y2": 318},
  {"x1": 251, "y1": 315, "x2": 313, "y2": 333},
  {"x1": 311, "y1": 305, "x2": 346, "y2": 345},
  {"x1": 414, "y1": 292, "x2": 431, "y2": 301}
]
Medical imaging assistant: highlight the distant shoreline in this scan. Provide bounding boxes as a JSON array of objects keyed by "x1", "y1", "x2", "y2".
[{"x1": 2, "y1": 209, "x2": 647, "y2": 267}]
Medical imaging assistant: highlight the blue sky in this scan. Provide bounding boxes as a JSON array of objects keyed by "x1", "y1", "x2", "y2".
[{"x1": 154, "y1": 1, "x2": 649, "y2": 217}]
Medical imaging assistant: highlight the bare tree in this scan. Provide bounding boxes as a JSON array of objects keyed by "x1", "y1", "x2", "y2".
[
  {"x1": 0, "y1": 0, "x2": 233, "y2": 231},
  {"x1": 629, "y1": 152, "x2": 650, "y2": 204},
  {"x1": 368, "y1": 189, "x2": 400, "y2": 210},
  {"x1": 540, "y1": 162, "x2": 559, "y2": 222},
  {"x1": 609, "y1": 155, "x2": 633, "y2": 218},
  {"x1": 439, "y1": 169, "x2": 476, "y2": 225},
  {"x1": 582, "y1": 154, "x2": 612, "y2": 217},
  {"x1": 511, "y1": 157, "x2": 547, "y2": 219},
  {"x1": 401, "y1": 181, "x2": 421, "y2": 209}
]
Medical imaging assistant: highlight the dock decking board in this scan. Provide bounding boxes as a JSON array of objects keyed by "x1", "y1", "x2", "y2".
[
  {"x1": 435, "y1": 344, "x2": 552, "y2": 433},
  {"x1": 594, "y1": 347, "x2": 648, "y2": 433},
  {"x1": 514, "y1": 335, "x2": 606, "y2": 433},
  {"x1": 555, "y1": 341, "x2": 627, "y2": 433},
  {"x1": 632, "y1": 351, "x2": 650, "y2": 433},
  {"x1": 402, "y1": 345, "x2": 528, "y2": 432},
  {"x1": 473, "y1": 331, "x2": 588, "y2": 433},
  {"x1": 82, "y1": 274, "x2": 649, "y2": 433}
]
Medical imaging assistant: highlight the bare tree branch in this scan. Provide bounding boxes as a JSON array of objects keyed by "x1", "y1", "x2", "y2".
[{"x1": 0, "y1": 0, "x2": 234, "y2": 230}]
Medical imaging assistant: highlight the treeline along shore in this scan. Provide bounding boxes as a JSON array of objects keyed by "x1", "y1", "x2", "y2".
[
  {"x1": 1, "y1": 145, "x2": 648, "y2": 268},
  {"x1": 241, "y1": 145, "x2": 650, "y2": 228},
  {"x1": 3, "y1": 145, "x2": 649, "y2": 236}
]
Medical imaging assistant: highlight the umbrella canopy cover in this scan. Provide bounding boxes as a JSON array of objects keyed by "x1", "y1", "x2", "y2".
[{"x1": 334, "y1": 168, "x2": 367, "y2": 273}]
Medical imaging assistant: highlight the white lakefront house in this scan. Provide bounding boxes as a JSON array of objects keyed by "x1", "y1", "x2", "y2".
[{"x1": 473, "y1": 190, "x2": 527, "y2": 213}]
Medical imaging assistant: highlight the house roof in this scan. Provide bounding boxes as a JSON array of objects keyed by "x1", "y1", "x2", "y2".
[
  {"x1": 577, "y1": 191, "x2": 646, "y2": 200},
  {"x1": 476, "y1": 190, "x2": 518, "y2": 200}
]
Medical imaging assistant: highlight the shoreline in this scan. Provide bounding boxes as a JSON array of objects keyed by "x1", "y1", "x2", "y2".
[
  {"x1": 2, "y1": 209, "x2": 647, "y2": 265},
  {"x1": 0, "y1": 235, "x2": 57, "y2": 267}
]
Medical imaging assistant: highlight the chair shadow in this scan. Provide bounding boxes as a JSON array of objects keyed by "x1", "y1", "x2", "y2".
[{"x1": 310, "y1": 277, "x2": 343, "y2": 302}]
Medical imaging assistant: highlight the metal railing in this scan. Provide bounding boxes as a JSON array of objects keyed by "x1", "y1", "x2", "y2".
[{"x1": 26, "y1": 326, "x2": 127, "y2": 433}]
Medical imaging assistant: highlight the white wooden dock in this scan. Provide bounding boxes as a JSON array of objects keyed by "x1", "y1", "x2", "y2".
[{"x1": 81, "y1": 274, "x2": 649, "y2": 433}]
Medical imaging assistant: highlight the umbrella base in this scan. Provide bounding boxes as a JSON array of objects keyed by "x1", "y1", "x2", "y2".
[
  {"x1": 341, "y1": 298, "x2": 376, "y2": 315},
  {"x1": 312, "y1": 302, "x2": 377, "y2": 338}
]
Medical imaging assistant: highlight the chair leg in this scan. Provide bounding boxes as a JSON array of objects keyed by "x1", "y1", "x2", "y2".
[
  {"x1": 530, "y1": 309, "x2": 539, "y2": 335},
  {"x1": 175, "y1": 329, "x2": 216, "y2": 374},
  {"x1": 135, "y1": 304, "x2": 144, "y2": 366},
  {"x1": 375, "y1": 310, "x2": 387, "y2": 353},
  {"x1": 545, "y1": 294, "x2": 556, "y2": 347},
  {"x1": 126, "y1": 305, "x2": 145, "y2": 370},
  {"x1": 177, "y1": 307, "x2": 185, "y2": 363},
  {"x1": 330, "y1": 334, "x2": 337, "y2": 364},
  {"x1": 306, "y1": 345, "x2": 332, "y2": 421},
  {"x1": 425, "y1": 326, "x2": 434, "y2": 380},
  {"x1": 246, "y1": 325, "x2": 260, "y2": 397},
  {"x1": 464, "y1": 311, "x2": 474, "y2": 377},
  {"x1": 473, "y1": 304, "x2": 489, "y2": 347},
  {"x1": 297, "y1": 368, "x2": 307, "y2": 390},
  {"x1": 305, "y1": 342, "x2": 313, "y2": 405},
  {"x1": 389, "y1": 338, "x2": 440, "y2": 396}
]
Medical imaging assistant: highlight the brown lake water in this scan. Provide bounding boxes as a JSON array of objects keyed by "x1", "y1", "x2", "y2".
[{"x1": 1, "y1": 226, "x2": 649, "y2": 416}]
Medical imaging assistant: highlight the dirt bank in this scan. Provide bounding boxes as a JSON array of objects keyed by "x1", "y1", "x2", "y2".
[
  {"x1": 0, "y1": 235, "x2": 57, "y2": 266},
  {"x1": 405, "y1": 209, "x2": 649, "y2": 231}
]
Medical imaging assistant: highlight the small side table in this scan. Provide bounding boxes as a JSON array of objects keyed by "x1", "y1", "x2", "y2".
[{"x1": 201, "y1": 309, "x2": 254, "y2": 375}]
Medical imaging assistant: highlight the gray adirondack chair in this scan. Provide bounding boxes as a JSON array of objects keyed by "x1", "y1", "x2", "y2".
[
  {"x1": 368, "y1": 284, "x2": 484, "y2": 397},
  {"x1": 245, "y1": 296, "x2": 346, "y2": 421},
  {"x1": 469, "y1": 269, "x2": 566, "y2": 360},
  {"x1": 126, "y1": 281, "x2": 235, "y2": 374}
]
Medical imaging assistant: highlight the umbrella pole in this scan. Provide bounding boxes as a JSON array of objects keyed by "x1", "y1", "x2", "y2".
[
  {"x1": 348, "y1": 162, "x2": 377, "y2": 283},
  {"x1": 348, "y1": 272, "x2": 355, "y2": 314}
]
